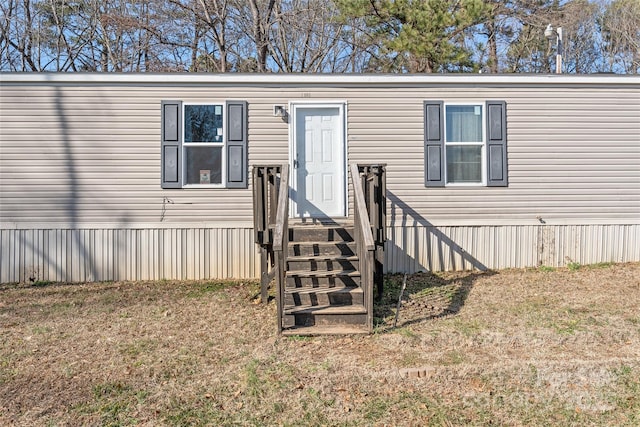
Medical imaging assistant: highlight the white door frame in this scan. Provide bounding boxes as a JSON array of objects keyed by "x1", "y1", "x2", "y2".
[{"x1": 288, "y1": 101, "x2": 348, "y2": 218}]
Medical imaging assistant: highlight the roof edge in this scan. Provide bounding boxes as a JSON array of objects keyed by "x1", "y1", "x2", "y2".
[{"x1": 2, "y1": 72, "x2": 639, "y2": 85}]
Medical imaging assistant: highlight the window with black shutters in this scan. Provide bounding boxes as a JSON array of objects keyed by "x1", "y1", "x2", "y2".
[
  {"x1": 161, "y1": 100, "x2": 248, "y2": 189},
  {"x1": 425, "y1": 100, "x2": 508, "y2": 188}
]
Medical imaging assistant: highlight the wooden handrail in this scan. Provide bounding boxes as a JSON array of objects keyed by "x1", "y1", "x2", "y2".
[
  {"x1": 271, "y1": 164, "x2": 289, "y2": 333},
  {"x1": 252, "y1": 164, "x2": 287, "y2": 247},
  {"x1": 358, "y1": 164, "x2": 387, "y2": 247},
  {"x1": 358, "y1": 164, "x2": 386, "y2": 300},
  {"x1": 351, "y1": 163, "x2": 375, "y2": 251},
  {"x1": 252, "y1": 164, "x2": 289, "y2": 309},
  {"x1": 273, "y1": 164, "x2": 289, "y2": 253},
  {"x1": 350, "y1": 163, "x2": 376, "y2": 331}
]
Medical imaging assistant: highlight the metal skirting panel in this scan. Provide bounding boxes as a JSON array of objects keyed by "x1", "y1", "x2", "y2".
[
  {"x1": 385, "y1": 224, "x2": 640, "y2": 273},
  {"x1": 0, "y1": 228, "x2": 258, "y2": 283},
  {"x1": 1, "y1": 224, "x2": 638, "y2": 283}
]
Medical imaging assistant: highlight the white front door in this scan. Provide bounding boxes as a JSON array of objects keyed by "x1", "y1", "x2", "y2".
[{"x1": 291, "y1": 104, "x2": 346, "y2": 218}]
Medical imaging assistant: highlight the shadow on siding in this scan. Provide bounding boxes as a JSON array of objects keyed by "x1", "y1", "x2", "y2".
[
  {"x1": 386, "y1": 190, "x2": 487, "y2": 273},
  {"x1": 16, "y1": 85, "x2": 101, "y2": 282},
  {"x1": 374, "y1": 191, "x2": 493, "y2": 326}
]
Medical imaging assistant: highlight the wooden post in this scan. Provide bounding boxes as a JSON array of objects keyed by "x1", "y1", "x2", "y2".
[
  {"x1": 268, "y1": 167, "x2": 278, "y2": 230},
  {"x1": 252, "y1": 167, "x2": 264, "y2": 244},
  {"x1": 260, "y1": 246, "x2": 269, "y2": 303},
  {"x1": 375, "y1": 165, "x2": 386, "y2": 299},
  {"x1": 275, "y1": 250, "x2": 284, "y2": 332},
  {"x1": 272, "y1": 165, "x2": 289, "y2": 333}
]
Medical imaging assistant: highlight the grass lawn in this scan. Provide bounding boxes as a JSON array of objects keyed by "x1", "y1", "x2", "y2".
[{"x1": 1, "y1": 263, "x2": 639, "y2": 426}]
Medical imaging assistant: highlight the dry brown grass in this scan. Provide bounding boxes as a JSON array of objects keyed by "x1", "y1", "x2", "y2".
[{"x1": 1, "y1": 263, "x2": 639, "y2": 426}]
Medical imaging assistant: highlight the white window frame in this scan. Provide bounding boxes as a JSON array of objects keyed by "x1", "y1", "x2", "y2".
[
  {"x1": 443, "y1": 102, "x2": 486, "y2": 186},
  {"x1": 182, "y1": 102, "x2": 226, "y2": 188}
]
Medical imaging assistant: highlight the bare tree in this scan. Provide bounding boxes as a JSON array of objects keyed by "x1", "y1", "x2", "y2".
[
  {"x1": 561, "y1": 0, "x2": 601, "y2": 74},
  {"x1": 268, "y1": 0, "x2": 352, "y2": 72},
  {"x1": 230, "y1": 0, "x2": 277, "y2": 72},
  {"x1": 1, "y1": 0, "x2": 637, "y2": 74},
  {"x1": 502, "y1": 0, "x2": 565, "y2": 73},
  {"x1": 600, "y1": 0, "x2": 640, "y2": 73},
  {"x1": 0, "y1": 0, "x2": 44, "y2": 71},
  {"x1": 167, "y1": 0, "x2": 233, "y2": 72},
  {"x1": 474, "y1": 0, "x2": 519, "y2": 73}
]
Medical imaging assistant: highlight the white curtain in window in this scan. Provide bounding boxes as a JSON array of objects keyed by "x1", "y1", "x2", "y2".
[{"x1": 446, "y1": 106, "x2": 482, "y2": 142}]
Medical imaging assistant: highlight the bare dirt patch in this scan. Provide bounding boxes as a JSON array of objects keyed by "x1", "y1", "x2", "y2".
[{"x1": 1, "y1": 263, "x2": 639, "y2": 426}]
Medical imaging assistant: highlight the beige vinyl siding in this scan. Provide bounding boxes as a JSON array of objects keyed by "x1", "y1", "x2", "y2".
[
  {"x1": 349, "y1": 87, "x2": 640, "y2": 225},
  {"x1": 2, "y1": 82, "x2": 638, "y2": 226}
]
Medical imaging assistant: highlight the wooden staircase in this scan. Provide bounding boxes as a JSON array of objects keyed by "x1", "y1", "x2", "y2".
[
  {"x1": 253, "y1": 164, "x2": 386, "y2": 335},
  {"x1": 282, "y1": 224, "x2": 368, "y2": 335}
]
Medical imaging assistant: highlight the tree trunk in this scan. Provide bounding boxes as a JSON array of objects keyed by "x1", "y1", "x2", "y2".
[
  {"x1": 487, "y1": 18, "x2": 498, "y2": 73},
  {"x1": 249, "y1": 0, "x2": 276, "y2": 72}
]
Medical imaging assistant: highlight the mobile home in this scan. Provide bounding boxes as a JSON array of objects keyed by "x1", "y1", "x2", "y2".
[{"x1": 1, "y1": 73, "x2": 638, "y2": 332}]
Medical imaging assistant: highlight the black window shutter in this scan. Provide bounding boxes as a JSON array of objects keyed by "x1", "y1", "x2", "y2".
[
  {"x1": 424, "y1": 101, "x2": 445, "y2": 187},
  {"x1": 226, "y1": 100, "x2": 248, "y2": 188},
  {"x1": 161, "y1": 100, "x2": 182, "y2": 189},
  {"x1": 486, "y1": 101, "x2": 508, "y2": 187}
]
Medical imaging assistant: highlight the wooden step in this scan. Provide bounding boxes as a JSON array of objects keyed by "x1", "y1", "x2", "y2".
[
  {"x1": 286, "y1": 255, "x2": 359, "y2": 271},
  {"x1": 289, "y1": 226, "x2": 354, "y2": 243},
  {"x1": 279, "y1": 222, "x2": 370, "y2": 334},
  {"x1": 284, "y1": 286, "x2": 363, "y2": 306},
  {"x1": 282, "y1": 325, "x2": 370, "y2": 336},
  {"x1": 286, "y1": 268, "x2": 359, "y2": 277},
  {"x1": 285, "y1": 304, "x2": 366, "y2": 315},
  {"x1": 286, "y1": 269, "x2": 361, "y2": 287},
  {"x1": 283, "y1": 304, "x2": 367, "y2": 328},
  {"x1": 288, "y1": 242, "x2": 356, "y2": 257}
]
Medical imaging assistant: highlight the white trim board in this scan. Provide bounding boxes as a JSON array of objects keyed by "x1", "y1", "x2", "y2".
[{"x1": 3, "y1": 73, "x2": 639, "y2": 86}]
